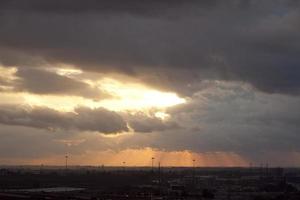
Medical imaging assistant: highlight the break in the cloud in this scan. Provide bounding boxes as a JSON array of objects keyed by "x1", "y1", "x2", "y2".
[{"x1": 0, "y1": 0, "x2": 299, "y2": 95}]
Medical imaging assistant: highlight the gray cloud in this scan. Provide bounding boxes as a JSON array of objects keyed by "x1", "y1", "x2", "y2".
[
  {"x1": 0, "y1": 105, "x2": 177, "y2": 134},
  {"x1": 0, "y1": 0, "x2": 215, "y2": 15},
  {"x1": 0, "y1": 105, "x2": 128, "y2": 134},
  {"x1": 0, "y1": 124, "x2": 116, "y2": 160},
  {"x1": 114, "y1": 81, "x2": 300, "y2": 165},
  {"x1": 13, "y1": 68, "x2": 108, "y2": 99},
  {"x1": 0, "y1": 125, "x2": 67, "y2": 159},
  {"x1": 0, "y1": 82, "x2": 300, "y2": 165},
  {"x1": 0, "y1": 0, "x2": 299, "y2": 95},
  {"x1": 72, "y1": 107, "x2": 128, "y2": 133},
  {"x1": 0, "y1": 67, "x2": 110, "y2": 99},
  {"x1": 126, "y1": 112, "x2": 179, "y2": 133}
]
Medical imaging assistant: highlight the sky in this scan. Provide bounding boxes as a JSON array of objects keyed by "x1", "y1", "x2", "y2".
[{"x1": 0, "y1": 0, "x2": 300, "y2": 167}]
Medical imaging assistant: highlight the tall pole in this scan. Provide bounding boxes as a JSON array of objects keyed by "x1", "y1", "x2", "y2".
[
  {"x1": 40, "y1": 164, "x2": 43, "y2": 175},
  {"x1": 151, "y1": 157, "x2": 155, "y2": 172},
  {"x1": 192, "y1": 159, "x2": 196, "y2": 185},
  {"x1": 158, "y1": 162, "x2": 161, "y2": 195},
  {"x1": 123, "y1": 161, "x2": 126, "y2": 172},
  {"x1": 65, "y1": 155, "x2": 68, "y2": 170}
]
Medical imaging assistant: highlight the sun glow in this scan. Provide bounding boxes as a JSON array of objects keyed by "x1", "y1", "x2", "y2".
[
  {"x1": 0, "y1": 66, "x2": 18, "y2": 82},
  {"x1": 17, "y1": 148, "x2": 249, "y2": 167},
  {"x1": 97, "y1": 78, "x2": 186, "y2": 111},
  {"x1": 4, "y1": 75, "x2": 185, "y2": 114}
]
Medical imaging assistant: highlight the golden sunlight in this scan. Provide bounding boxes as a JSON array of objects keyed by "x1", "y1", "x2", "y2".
[
  {"x1": 13, "y1": 148, "x2": 249, "y2": 167},
  {"x1": 97, "y1": 78, "x2": 186, "y2": 111},
  {"x1": 13, "y1": 76, "x2": 186, "y2": 113},
  {"x1": 0, "y1": 66, "x2": 18, "y2": 83}
]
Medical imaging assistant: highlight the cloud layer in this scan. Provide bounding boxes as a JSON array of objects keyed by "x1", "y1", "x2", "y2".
[
  {"x1": 0, "y1": 0, "x2": 299, "y2": 95},
  {"x1": 0, "y1": 0, "x2": 300, "y2": 166},
  {"x1": 0, "y1": 105, "x2": 128, "y2": 133},
  {"x1": 15, "y1": 68, "x2": 108, "y2": 99},
  {"x1": 0, "y1": 105, "x2": 176, "y2": 134},
  {"x1": 118, "y1": 81, "x2": 300, "y2": 164},
  {"x1": 1, "y1": 81, "x2": 299, "y2": 165}
]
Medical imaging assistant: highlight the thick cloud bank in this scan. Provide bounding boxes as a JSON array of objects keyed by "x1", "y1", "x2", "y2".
[
  {"x1": 0, "y1": 105, "x2": 175, "y2": 134},
  {"x1": 15, "y1": 68, "x2": 107, "y2": 99},
  {"x1": 0, "y1": 106, "x2": 128, "y2": 133},
  {"x1": 154, "y1": 82, "x2": 300, "y2": 162},
  {"x1": 0, "y1": 0, "x2": 299, "y2": 95}
]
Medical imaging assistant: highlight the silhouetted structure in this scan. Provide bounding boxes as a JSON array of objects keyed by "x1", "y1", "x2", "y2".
[{"x1": 0, "y1": 166, "x2": 299, "y2": 200}]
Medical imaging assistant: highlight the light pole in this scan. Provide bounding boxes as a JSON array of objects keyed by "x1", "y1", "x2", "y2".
[
  {"x1": 192, "y1": 159, "x2": 196, "y2": 184},
  {"x1": 123, "y1": 161, "x2": 126, "y2": 172},
  {"x1": 158, "y1": 161, "x2": 161, "y2": 194},
  {"x1": 65, "y1": 155, "x2": 68, "y2": 170},
  {"x1": 151, "y1": 157, "x2": 155, "y2": 172},
  {"x1": 40, "y1": 164, "x2": 43, "y2": 174}
]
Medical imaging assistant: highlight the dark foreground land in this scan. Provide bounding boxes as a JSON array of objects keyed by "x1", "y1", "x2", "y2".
[{"x1": 1, "y1": 166, "x2": 300, "y2": 200}]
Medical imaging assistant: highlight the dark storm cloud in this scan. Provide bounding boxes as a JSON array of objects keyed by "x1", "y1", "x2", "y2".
[
  {"x1": 108, "y1": 81, "x2": 300, "y2": 165},
  {"x1": 0, "y1": 105, "x2": 176, "y2": 134},
  {"x1": 126, "y1": 112, "x2": 179, "y2": 133},
  {"x1": 0, "y1": 0, "x2": 215, "y2": 14},
  {"x1": 14, "y1": 68, "x2": 108, "y2": 99},
  {"x1": 72, "y1": 107, "x2": 128, "y2": 133},
  {"x1": 158, "y1": 82, "x2": 300, "y2": 160},
  {"x1": 0, "y1": 0, "x2": 299, "y2": 96},
  {"x1": 0, "y1": 105, "x2": 128, "y2": 133}
]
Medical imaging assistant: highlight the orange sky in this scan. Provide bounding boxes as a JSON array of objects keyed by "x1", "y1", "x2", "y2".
[{"x1": 1, "y1": 148, "x2": 249, "y2": 167}]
